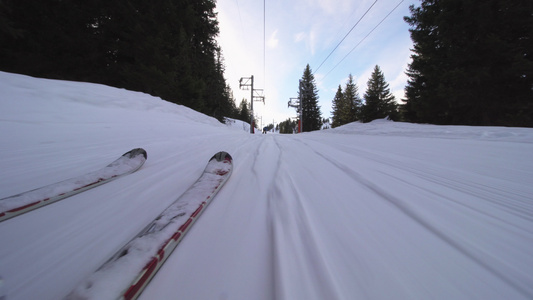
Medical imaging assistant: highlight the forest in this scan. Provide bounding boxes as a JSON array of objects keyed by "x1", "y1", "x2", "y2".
[
  {"x1": 402, "y1": 0, "x2": 533, "y2": 127},
  {"x1": 0, "y1": 0, "x2": 238, "y2": 122},
  {"x1": 1, "y1": 0, "x2": 531, "y2": 128}
]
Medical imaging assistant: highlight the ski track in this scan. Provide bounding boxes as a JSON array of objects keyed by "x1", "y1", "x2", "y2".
[
  {"x1": 296, "y1": 135, "x2": 533, "y2": 299},
  {"x1": 1, "y1": 131, "x2": 533, "y2": 300},
  {"x1": 148, "y1": 133, "x2": 531, "y2": 300},
  {"x1": 139, "y1": 136, "x2": 279, "y2": 300},
  {"x1": 268, "y1": 137, "x2": 344, "y2": 300}
]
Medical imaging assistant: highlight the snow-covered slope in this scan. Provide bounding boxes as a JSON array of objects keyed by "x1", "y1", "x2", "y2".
[{"x1": 1, "y1": 71, "x2": 532, "y2": 300}]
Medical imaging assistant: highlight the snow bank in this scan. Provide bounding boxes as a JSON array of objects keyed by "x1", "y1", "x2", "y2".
[
  {"x1": 329, "y1": 118, "x2": 533, "y2": 142},
  {"x1": 0, "y1": 71, "x2": 223, "y2": 128},
  {"x1": 223, "y1": 117, "x2": 265, "y2": 134}
]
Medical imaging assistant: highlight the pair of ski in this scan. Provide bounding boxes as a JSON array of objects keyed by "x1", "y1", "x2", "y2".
[{"x1": 0, "y1": 149, "x2": 233, "y2": 300}]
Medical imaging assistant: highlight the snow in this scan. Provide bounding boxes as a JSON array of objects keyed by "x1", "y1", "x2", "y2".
[
  {"x1": 0, "y1": 71, "x2": 532, "y2": 300},
  {"x1": 224, "y1": 117, "x2": 265, "y2": 134}
]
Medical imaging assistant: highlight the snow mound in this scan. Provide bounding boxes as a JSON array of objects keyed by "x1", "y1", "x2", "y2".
[
  {"x1": 223, "y1": 117, "x2": 252, "y2": 132},
  {"x1": 224, "y1": 117, "x2": 263, "y2": 134},
  {"x1": 328, "y1": 118, "x2": 533, "y2": 143},
  {"x1": 0, "y1": 71, "x2": 224, "y2": 128}
]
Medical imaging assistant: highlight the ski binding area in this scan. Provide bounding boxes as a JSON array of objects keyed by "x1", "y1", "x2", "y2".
[
  {"x1": 0, "y1": 148, "x2": 147, "y2": 222},
  {"x1": 66, "y1": 151, "x2": 233, "y2": 300}
]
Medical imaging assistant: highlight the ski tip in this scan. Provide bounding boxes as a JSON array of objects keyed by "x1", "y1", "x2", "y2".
[
  {"x1": 210, "y1": 151, "x2": 232, "y2": 163},
  {"x1": 124, "y1": 148, "x2": 147, "y2": 160}
]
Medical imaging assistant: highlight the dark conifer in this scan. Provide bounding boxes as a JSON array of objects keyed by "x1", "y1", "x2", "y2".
[
  {"x1": 331, "y1": 85, "x2": 344, "y2": 128},
  {"x1": 298, "y1": 64, "x2": 322, "y2": 132},
  {"x1": 238, "y1": 99, "x2": 251, "y2": 123},
  {"x1": 362, "y1": 65, "x2": 397, "y2": 122},
  {"x1": 331, "y1": 74, "x2": 362, "y2": 127},
  {"x1": 343, "y1": 74, "x2": 362, "y2": 123},
  {"x1": 403, "y1": 0, "x2": 533, "y2": 126}
]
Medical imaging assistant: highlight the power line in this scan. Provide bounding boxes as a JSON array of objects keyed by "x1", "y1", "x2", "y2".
[
  {"x1": 330, "y1": 3, "x2": 369, "y2": 47},
  {"x1": 323, "y1": 0, "x2": 404, "y2": 80},
  {"x1": 313, "y1": 0, "x2": 379, "y2": 74},
  {"x1": 263, "y1": 0, "x2": 266, "y2": 88}
]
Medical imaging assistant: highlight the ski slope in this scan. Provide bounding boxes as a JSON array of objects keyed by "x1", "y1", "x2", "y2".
[{"x1": 0, "y1": 71, "x2": 532, "y2": 300}]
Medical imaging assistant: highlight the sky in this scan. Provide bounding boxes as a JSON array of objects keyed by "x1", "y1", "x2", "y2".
[{"x1": 215, "y1": 0, "x2": 417, "y2": 128}]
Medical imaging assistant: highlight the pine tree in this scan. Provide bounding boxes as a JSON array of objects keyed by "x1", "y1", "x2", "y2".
[
  {"x1": 343, "y1": 74, "x2": 362, "y2": 123},
  {"x1": 403, "y1": 0, "x2": 533, "y2": 126},
  {"x1": 331, "y1": 74, "x2": 362, "y2": 127},
  {"x1": 331, "y1": 85, "x2": 344, "y2": 128},
  {"x1": 279, "y1": 118, "x2": 298, "y2": 134},
  {"x1": 362, "y1": 65, "x2": 398, "y2": 123},
  {"x1": 238, "y1": 99, "x2": 251, "y2": 123},
  {"x1": 298, "y1": 64, "x2": 322, "y2": 132}
]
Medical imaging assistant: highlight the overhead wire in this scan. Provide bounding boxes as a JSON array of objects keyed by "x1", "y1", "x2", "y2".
[
  {"x1": 313, "y1": 0, "x2": 379, "y2": 74},
  {"x1": 323, "y1": 0, "x2": 405, "y2": 80},
  {"x1": 263, "y1": 0, "x2": 266, "y2": 88},
  {"x1": 330, "y1": 3, "x2": 369, "y2": 48}
]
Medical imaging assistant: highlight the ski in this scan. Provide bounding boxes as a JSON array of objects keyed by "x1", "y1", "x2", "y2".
[
  {"x1": 66, "y1": 151, "x2": 233, "y2": 300},
  {"x1": 0, "y1": 148, "x2": 147, "y2": 222}
]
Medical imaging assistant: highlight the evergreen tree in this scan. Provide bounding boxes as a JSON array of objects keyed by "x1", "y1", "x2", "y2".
[
  {"x1": 403, "y1": 0, "x2": 533, "y2": 126},
  {"x1": 278, "y1": 118, "x2": 298, "y2": 134},
  {"x1": 331, "y1": 74, "x2": 362, "y2": 127},
  {"x1": 298, "y1": 64, "x2": 322, "y2": 132},
  {"x1": 218, "y1": 83, "x2": 239, "y2": 122},
  {"x1": 331, "y1": 85, "x2": 344, "y2": 128},
  {"x1": 362, "y1": 65, "x2": 398, "y2": 122},
  {"x1": 343, "y1": 74, "x2": 362, "y2": 123},
  {"x1": 237, "y1": 99, "x2": 251, "y2": 123}
]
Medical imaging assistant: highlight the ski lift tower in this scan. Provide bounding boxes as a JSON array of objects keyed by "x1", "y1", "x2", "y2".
[{"x1": 239, "y1": 75, "x2": 265, "y2": 134}]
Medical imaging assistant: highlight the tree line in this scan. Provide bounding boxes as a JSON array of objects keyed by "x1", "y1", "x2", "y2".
[
  {"x1": 402, "y1": 0, "x2": 533, "y2": 127},
  {"x1": 287, "y1": 63, "x2": 397, "y2": 132},
  {"x1": 1, "y1": 0, "x2": 530, "y2": 128},
  {"x1": 0, "y1": 0, "x2": 237, "y2": 122},
  {"x1": 331, "y1": 65, "x2": 398, "y2": 128},
  {"x1": 295, "y1": 0, "x2": 532, "y2": 130}
]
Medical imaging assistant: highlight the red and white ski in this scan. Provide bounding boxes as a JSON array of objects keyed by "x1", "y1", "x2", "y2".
[
  {"x1": 66, "y1": 151, "x2": 233, "y2": 300},
  {"x1": 0, "y1": 148, "x2": 147, "y2": 222}
]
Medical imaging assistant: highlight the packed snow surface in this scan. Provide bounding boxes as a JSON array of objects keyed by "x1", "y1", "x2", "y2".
[{"x1": 0, "y1": 71, "x2": 532, "y2": 300}]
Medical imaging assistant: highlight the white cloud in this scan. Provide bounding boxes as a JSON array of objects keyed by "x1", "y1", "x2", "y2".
[
  {"x1": 314, "y1": 0, "x2": 354, "y2": 15},
  {"x1": 267, "y1": 30, "x2": 279, "y2": 49},
  {"x1": 294, "y1": 32, "x2": 306, "y2": 43},
  {"x1": 309, "y1": 30, "x2": 316, "y2": 55}
]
